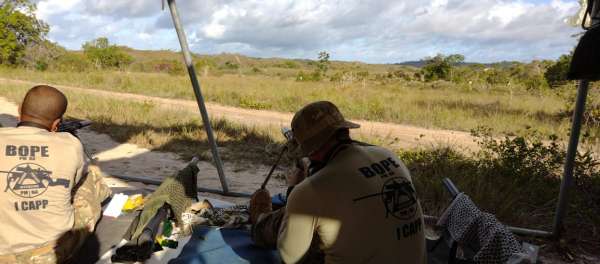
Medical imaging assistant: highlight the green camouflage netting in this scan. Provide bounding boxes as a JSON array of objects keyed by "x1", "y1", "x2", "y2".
[{"x1": 131, "y1": 163, "x2": 198, "y2": 240}]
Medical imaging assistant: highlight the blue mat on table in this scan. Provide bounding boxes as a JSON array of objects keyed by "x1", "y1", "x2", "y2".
[
  {"x1": 271, "y1": 193, "x2": 286, "y2": 207},
  {"x1": 169, "y1": 227, "x2": 281, "y2": 264}
]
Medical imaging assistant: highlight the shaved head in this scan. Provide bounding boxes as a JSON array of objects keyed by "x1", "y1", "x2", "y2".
[{"x1": 20, "y1": 85, "x2": 68, "y2": 128}]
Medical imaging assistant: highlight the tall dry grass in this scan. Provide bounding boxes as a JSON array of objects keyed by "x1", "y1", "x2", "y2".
[
  {"x1": 0, "y1": 83, "x2": 283, "y2": 165},
  {"x1": 0, "y1": 67, "x2": 572, "y2": 137}
]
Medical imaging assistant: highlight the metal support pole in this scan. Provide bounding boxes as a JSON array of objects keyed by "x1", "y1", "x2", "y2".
[
  {"x1": 592, "y1": 0, "x2": 600, "y2": 25},
  {"x1": 553, "y1": 80, "x2": 590, "y2": 238},
  {"x1": 166, "y1": 0, "x2": 229, "y2": 193}
]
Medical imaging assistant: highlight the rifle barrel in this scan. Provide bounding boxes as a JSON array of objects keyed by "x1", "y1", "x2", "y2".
[{"x1": 261, "y1": 146, "x2": 287, "y2": 190}]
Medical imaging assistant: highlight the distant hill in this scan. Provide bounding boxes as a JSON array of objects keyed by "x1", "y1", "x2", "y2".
[
  {"x1": 394, "y1": 60, "x2": 429, "y2": 67},
  {"x1": 395, "y1": 60, "x2": 520, "y2": 68},
  {"x1": 117, "y1": 46, "x2": 524, "y2": 71}
]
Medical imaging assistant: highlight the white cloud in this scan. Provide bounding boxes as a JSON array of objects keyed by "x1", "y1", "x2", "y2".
[
  {"x1": 137, "y1": 32, "x2": 152, "y2": 41},
  {"x1": 33, "y1": 0, "x2": 583, "y2": 63},
  {"x1": 36, "y1": 0, "x2": 80, "y2": 20},
  {"x1": 488, "y1": 2, "x2": 531, "y2": 25}
]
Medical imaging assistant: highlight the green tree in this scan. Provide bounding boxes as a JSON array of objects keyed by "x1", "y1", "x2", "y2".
[
  {"x1": 445, "y1": 54, "x2": 465, "y2": 65},
  {"x1": 446, "y1": 54, "x2": 465, "y2": 81},
  {"x1": 82, "y1": 37, "x2": 133, "y2": 69},
  {"x1": 485, "y1": 68, "x2": 510, "y2": 85},
  {"x1": 421, "y1": 53, "x2": 465, "y2": 81},
  {"x1": 318, "y1": 51, "x2": 330, "y2": 70},
  {"x1": 508, "y1": 62, "x2": 548, "y2": 90},
  {"x1": 0, "y1": 0, "x2": 49, "y2": 65},
  {"x1": 317, "y1": 51, "x2": 330, "y2": 75},
  {"x1": 544, "y1": 54, "x2": 572, "y2": 87}
]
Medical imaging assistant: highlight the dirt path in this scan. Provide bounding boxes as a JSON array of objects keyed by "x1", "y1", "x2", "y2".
[
  {"x1": 0, "y1": 78, "x2": 478, "y2": 151},
  {"x1": 0, "y1": 97, "x2": 285, "y2": 204}
]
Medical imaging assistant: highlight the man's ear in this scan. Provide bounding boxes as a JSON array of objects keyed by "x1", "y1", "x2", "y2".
[{"x1": 50, "y1": 118, "x2": 61, "y2": 132}]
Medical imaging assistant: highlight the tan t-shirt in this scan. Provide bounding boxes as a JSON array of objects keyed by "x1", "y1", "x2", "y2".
[
  {"x1": 278, "y1": 144, "x2": 426, "y2": 264},
  {"x1": 0, "y1": 126, "x2": 86, "y2": 254}
]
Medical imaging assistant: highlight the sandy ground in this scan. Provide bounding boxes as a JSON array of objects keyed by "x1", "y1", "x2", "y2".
[
  {"x1": 0, "y1": 78, "x2": 478, "y2": 151},
  {"x1": 0, "y1": 97, "x2": 286, "y2": 204}
]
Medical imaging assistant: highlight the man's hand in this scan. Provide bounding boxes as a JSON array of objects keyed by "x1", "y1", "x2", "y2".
[
  {"x1": 287, "y1": 158, "x2": 309, "y2": 187},
  {"x1": 249, "y1": 188, "x2": 272, "y2": 224}
]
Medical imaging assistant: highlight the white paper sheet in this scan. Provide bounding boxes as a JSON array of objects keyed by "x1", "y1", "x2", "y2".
[{"x1": 103, "y1": 193, "x2": 129, "y2": 218}]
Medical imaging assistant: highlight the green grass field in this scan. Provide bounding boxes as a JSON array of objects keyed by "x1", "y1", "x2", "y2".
[{"x1": 0, "y1": 67, "x2": 577, "y2": 138}]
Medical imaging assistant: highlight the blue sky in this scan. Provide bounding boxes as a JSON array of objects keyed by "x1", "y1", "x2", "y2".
[{"x1": 33, "y1": 0, "x2": 583, "y2": 63}]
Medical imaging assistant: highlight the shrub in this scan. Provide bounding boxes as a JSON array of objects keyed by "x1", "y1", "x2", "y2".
[
  {"x1": 402, "y1": 128, "x2": 600, "y2": 238},
  {"x1": 21, "y1": 40, "x2": 64, "y2": 71},
  {"x1": 329, "y1": 72, "x2": 343, "y2": 82},
  {"x1": 238, "y1": 97, "x2": 271, "y2": 110},
  {"x1": 274, "y1": 61, "x2": 299, "y2": 69},
  {"x1": 82, "y1": 37, "x2": 133, "y2": 69},
  {"x1": 356, "y1": 71, "x2": 369, "y2": 81},
  {"x1": 545, "y1": 54, "x2": 572, "y2": 88},
  {"x1": 522, "y1": 75, "x2": 547, "y2": 91},
  {"x1": 484, "y1": 68, "x2": 510, "y2": 85},
  {"x1": 283, "y1": 61, "x2": 299, "y2": 69},
  {"x1": 153, "y1": 60, "x2": 185, "y2": 75},
  {"x1": 560, "y1": 85, "x2": 600, "y2": 131},
  {"x1": 222, "y1": 61, "x2": 239, "y2": 70},
  {"x1": 194, "y1": 57, "x2": 216, "y2": 70},
  {"x1": 329, "y1": 71, "x2": 370, "y2": 85},
  {"x1": 295, "y1": 70, "x2": 321, "y2": 82},
  {"x1": 53, "y1": 52, "x2": 92, "y2": 72}
]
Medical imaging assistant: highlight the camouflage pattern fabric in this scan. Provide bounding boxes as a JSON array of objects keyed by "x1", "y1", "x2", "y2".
[
  {"x1": 0, "y1": 164, "x2": 110, "y2": 264},
  {"x1": 73, "y1": 164, "x2": 111, "y2": 233},
  {"x1": 251, "y1": 208, "x2": 285, "y2": 249},
  {"x1": 131, "y1": 163, "x2": 198, "y2": 239},
  {"x1": 182, "y1": 202, "x2": 250, "y2": 234}
]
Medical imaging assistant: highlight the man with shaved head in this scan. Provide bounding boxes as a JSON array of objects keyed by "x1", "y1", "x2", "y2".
[
  {"x1": 19, "y1": 85, "x2": 68, "y2": 131},
  {"x1": 0, "y1": 85, "x2": 110, "y2": 263}
]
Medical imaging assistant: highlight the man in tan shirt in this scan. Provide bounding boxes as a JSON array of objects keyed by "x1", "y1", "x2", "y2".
[
  {"x1": 0, "y1": 85, "x2": 110, "y2": 263},
  {"x1": 251, "y1": 101, "x2": 426, "y2": 263}
]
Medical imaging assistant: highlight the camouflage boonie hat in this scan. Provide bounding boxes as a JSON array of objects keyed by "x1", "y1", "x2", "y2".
[{"x1": 291, "y1": 101, "x2": 360, "y2": 155}]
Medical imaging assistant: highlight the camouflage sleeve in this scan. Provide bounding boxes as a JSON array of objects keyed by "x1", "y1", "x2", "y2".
[
  {"x1": 277, "y1": 182, "x2": 319, "y2": 263},
  {"x1": 73, "y1": 140, "x2": 87, "y2": 186}
]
